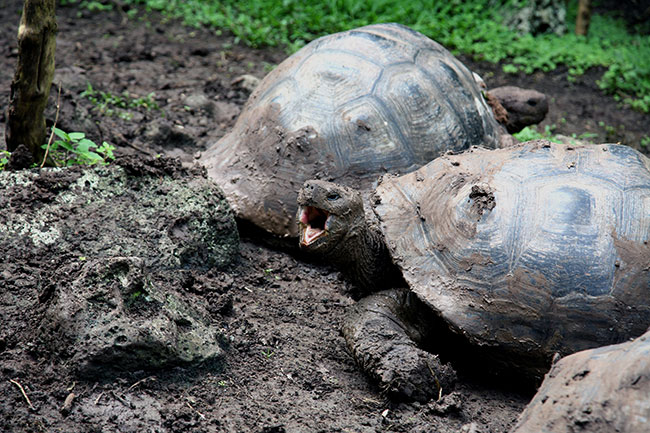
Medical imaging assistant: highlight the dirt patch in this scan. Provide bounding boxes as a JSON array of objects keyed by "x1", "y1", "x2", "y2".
[
  {"x1": 468, "y1": 184, "x2": 496, "y2": 219},
  {"x1": 1, "y1": 1, "x2": 648, "y2": 432}
]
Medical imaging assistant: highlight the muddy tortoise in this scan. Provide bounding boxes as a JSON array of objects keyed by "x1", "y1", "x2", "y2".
[
  {"x1": 512, "y1": 327, "x2": 650, "y2": 433},
  {"x1": 201, "y1": 23, "x2": 546, "y2": 238},
  {"x1": 297, "y1": 140, "x2": 650, "y2": 401}
]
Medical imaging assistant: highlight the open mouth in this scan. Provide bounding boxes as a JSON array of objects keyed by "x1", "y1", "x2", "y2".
[{"x1": 298, "y1": 206, "x2": 330, "y2": 246}]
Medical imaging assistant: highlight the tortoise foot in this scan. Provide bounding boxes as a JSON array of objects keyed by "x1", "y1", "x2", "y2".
[
  {"x1": 343, "y1": 289, "x2": 456, "y2": 402},
  {"x1": 376, "y1": 344, "x2": 456, "y2": 402}
]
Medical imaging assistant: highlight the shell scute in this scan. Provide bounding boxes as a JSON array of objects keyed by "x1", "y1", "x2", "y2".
[
  {"x1": 202, "y1": 23, "x2": 501, "y2": 236},
  {"x1": 374, "y1": 141, "x2": 650, "y2": 358}
]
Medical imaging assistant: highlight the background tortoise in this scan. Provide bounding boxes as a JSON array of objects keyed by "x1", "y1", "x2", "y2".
[
  {"x1": 201, "y1": 23, "x2": 546, "y2": 238},
  {"x1": 297, "y1": 140, "x2": 650, "y2": 401},
  {"x1": 512, "y1": 327, "x2": 650, "y2": 433}
]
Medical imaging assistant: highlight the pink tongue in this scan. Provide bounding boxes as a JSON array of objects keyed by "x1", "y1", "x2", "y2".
[
  {"x1": 304, "y1": 226, "x2": 323, "y2": 244},
  {"x1": 299, "y1": 209, "x2": 309, "y2": 224}
]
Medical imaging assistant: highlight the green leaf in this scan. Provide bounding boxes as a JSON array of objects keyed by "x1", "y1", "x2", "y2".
[
  {"x1": 53, "y1": 128, "x2": 69, "y2": 141},
  {"x1": 55, "y1": 139, "x2": 75, "y2": 152},
  {"x1": 84, "y1": 151, "x2": 105, "y2": 163},
  {"x1": 76, "y1": 138, "x2": 98, "y2": 153}
]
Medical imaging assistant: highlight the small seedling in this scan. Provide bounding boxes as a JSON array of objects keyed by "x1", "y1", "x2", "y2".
[
  {"x1": 217, "y1": 380, "x2": 228, "y2": 387},
  {"x1": 575, "y1": 132, "x2": 598, "y2": 140},
  {"x1": 42, "y1": 128, "x2": 115, "y2": 167},
  {"x1": 641, "y1": 136, "x2": 650, "y2": 148},
  {"x1": 513, "y1": 125, "x2": 562, "y2": 144},
  {"x1": 261, "y1": 349, "x2": 274, "y2": 359},
  {"x1": 0, "y1": 150, "x2": 10, "y2": 171},
  {"x1": 81, "y1": 83, "x2": 160, "y2": 117}
]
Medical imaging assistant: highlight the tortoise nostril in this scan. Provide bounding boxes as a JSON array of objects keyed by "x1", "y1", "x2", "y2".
[{"x1": 527, "y1": 99, "x2": 537, "y2": 106}]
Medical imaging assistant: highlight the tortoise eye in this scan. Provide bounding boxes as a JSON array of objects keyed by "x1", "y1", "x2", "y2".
[{"x1": 327, "y1": 192, "x2": 341, "y2": 201}]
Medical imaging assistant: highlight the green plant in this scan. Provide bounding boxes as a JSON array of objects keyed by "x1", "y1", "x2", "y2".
[
  {"x1": 573, "y1": 131, "x2": 598, "y2": 140},
  {"x1": 0, "y1": 150, "x2": 10, "y2": 171},
  {"x1": 59, "y1": 0, "x2": 115, "y2": 16},
  {"x1": 513, "y1": 125, "x2": 563, "y2": 144},
  {"x1": 119, "y1": 0, "x2": 650, "y2": 113},
  {"x1": 641, "y1": 136, "x2": 650, "y2": 148},
  {"x1": 261, "y1": 349, "x2": 274, "y2": 359},
  {"x1": 42, "y1": 128, "x2": 115, "y2": 166},
  {"x1": 81, "y1": 83, "x2": 160, "y2": 118}
]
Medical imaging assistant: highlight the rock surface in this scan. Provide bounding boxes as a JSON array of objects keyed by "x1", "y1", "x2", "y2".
[
  {"x1": 0, "y1": 156, "x2": 239, "y2": 270},
  {"x1": 0, "y1": 156, "x2": 238, "y2": 374},
  {"x1": 40, "y1": 256, "x2": 225, "y2": 376}
]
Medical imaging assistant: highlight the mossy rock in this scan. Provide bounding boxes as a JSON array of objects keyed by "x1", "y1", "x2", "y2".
[{"x1": 0, "y1": 156, "x2": 239, "y2": 269}]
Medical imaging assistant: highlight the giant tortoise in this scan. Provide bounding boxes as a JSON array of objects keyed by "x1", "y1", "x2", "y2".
[
  {"x1": 201, "y1": 23, "x2": 546, "y2": 238},
  {"x1": 297, "y1": 140, "x2": 650, "y2": 401}
]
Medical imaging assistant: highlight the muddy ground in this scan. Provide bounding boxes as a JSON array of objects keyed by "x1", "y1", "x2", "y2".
[{"x1": 1, "y1": 2, "x2": 649, "y2": 432}]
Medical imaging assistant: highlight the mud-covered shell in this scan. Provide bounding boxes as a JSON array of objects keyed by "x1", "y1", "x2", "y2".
[
  {"x1": 201, "y1": 23, "x2": 500, "y2": 237},
  {"x1": 374, "y1": 141, "x2": 650, "y2": 365}
]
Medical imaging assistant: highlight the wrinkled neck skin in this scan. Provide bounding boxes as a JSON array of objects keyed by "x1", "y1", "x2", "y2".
[{"x1": 326, "y1": 213, "x2": 398, "y2": 293}]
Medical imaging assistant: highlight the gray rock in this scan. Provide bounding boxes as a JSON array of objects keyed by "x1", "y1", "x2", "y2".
[
  {"x1": 0, "y1": 158, "x2": 239, "y2": 375},
  {"x1": 231, "y1": 74, "x2": 261, "y2": 94},
  {"x1": 505, "y1": 0, "x2": 567, "y2": 36},
  {"x1": 0, "y1": 159, "x2": 238, "y2": 269},
  {"x1": 42, "y1": 257, "x2": 224, "y2": 376},
  {"x1": 182, "y1": 92, "x2": 213, "y2": 114}
]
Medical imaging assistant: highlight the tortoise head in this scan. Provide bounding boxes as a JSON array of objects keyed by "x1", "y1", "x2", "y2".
[{"x1": 297, "y1": 180, "x2": 365, "y2": 256}]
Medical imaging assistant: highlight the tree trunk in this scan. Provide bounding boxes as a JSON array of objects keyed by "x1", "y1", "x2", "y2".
[
  {"x1": 5, "y1": 0, "x2": 57, "y2": 166},
  {"x1": 575, "y1": 0, "x2": 591, "y2": 36}
]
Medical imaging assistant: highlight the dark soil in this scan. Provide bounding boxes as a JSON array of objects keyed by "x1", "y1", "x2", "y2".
[{"x1": 1, "y1": 2, "x2": 648, "y2": 432}]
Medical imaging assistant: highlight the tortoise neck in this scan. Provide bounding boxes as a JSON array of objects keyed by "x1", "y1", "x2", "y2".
[{"x1": 329, "y1": 221, "x2": 397, "y2": 292}]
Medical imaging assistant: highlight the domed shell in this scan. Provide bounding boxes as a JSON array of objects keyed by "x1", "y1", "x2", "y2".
[
  {"x1": 201, "y1": 23, "x2": 500, "y2": 237},
  {"x1": 374, "y1": 141, "x2": 650, "y2": 363}
]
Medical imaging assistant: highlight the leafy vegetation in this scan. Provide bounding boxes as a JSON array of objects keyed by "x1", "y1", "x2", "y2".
[
  {"x1": 642, "y1": 136, "x2": 650, "y2": 149},
  {"x1": 513, "y1": 124, "x2": 606, "y2": 145},
  {"x1": 94, "y1": 0, "x2": 645, "y2": 114},
  {"x1": 81, "y1": 83, "x2": 160, "y2": 119},
  {"x1": 0, "y1": 150, "x2": 10, "y2": 171},
  {"x1": 42, "y1": 127, "x2": 115, "y2": 166},
  {"x1": 513, "y1": 125, "x2": 563, "y2": 143}
]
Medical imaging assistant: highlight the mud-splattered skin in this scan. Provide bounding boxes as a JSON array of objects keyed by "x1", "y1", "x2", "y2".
[{"x1": 298, "y1": 140, "x2": 650, "y2": 401}]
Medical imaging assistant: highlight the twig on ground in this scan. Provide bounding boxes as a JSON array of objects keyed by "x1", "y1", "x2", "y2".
[
  {"x1": 41, "y1": 82, "x2": 62, "y2": 168},
  {"x1": 9, "y1": 379, "x2": 35, "y2": 410},
  {"x1": 186, "y1": 400, "x2": 206, "y2": 420},
  {"x1": 110, "y1": 390, "x2": 133, "y2": 408},
  {"x1": 128, "y1": 376, "x2": 156, "y2": 391},
  {"x1": 94, "y1": 390, "x2": 105, "y2": 405}
]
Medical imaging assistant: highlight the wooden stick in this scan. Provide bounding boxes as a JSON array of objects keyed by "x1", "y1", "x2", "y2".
[
  {"x1": 128, "y1": 376, "x2": 155, "y2": 391},
  {"x1": 40, "y1": 82, "x2": 62, "y2": 168},
  {"x1": 9, "y1": 379, "x2": 35, "y2": 410},
  {"x1": 94, "y1": 390, "x2": 105, "y2": 405}
]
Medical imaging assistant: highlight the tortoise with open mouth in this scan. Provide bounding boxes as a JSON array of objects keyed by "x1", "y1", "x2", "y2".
[
  {"x1": 201, "y1": 23, "x2": 546, "y2": 238},
  {"x1": 297, "y1": 140, "x2": 650, "y2": 401}
]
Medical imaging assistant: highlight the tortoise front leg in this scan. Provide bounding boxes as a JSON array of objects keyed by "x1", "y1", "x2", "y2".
[{"x1": 342, "y1": 288, "x2": 456, "y2": 402}]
